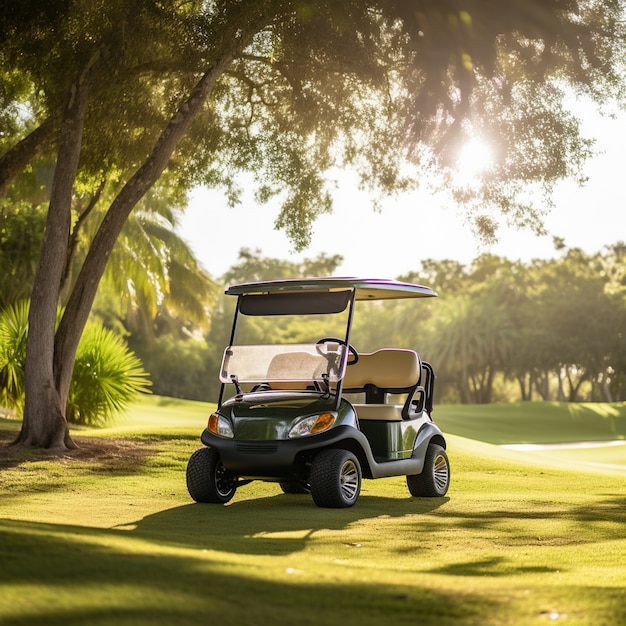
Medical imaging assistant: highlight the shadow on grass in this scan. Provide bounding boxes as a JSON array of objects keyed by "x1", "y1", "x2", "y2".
[
  {"x1": 2, "y1": 486, "x2": 626, "y2": 625},
  {"x1": 129, "y1": 485, "x2": 626, "y2": 557},
  {"x1": 124, "y1": 493, "x2": 450, "y2": 556},
  {"x1": 0, "y1": 516, "x2": 492, "y2": 626},
  {"x1": 3, "y1": 497, "x2": 626, "y2": 626},
  {"x1": 431, "y1": 556, "x2": 559, "y2": 577},
  {"x1": 0, "y1": 427, "x2": 162, "y2": 474}
]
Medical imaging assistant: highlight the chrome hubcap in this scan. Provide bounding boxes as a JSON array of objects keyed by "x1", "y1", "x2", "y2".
[
  {"x1": 340, "y1": 460, "x2": 360, "y2": 501},
  {"x1": 433, "y1": 453, "x2": 449, "y2": 493}
]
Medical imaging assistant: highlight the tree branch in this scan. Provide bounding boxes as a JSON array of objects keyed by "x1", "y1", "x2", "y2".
[
  {"x1": 0, "y1": 118, "x2": 56, "y2": 198},
  {"x1": 60, "y1": 178, "x2": 107, "y2": 295}
]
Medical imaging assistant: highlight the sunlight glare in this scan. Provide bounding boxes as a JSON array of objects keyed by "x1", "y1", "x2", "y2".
[{"x1": 455, "y1": 138, "x2": 494, "y2": 186}]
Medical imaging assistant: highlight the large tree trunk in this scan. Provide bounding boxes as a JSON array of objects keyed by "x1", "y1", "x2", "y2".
[
  {"x1": 13, "y1": 5, "x2": 269, "y2": 450},
  {"x1": 14, "y1": 71, "x2": 93, "y2": 449}
]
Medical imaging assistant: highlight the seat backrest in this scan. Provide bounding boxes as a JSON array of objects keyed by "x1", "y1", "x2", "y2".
[
  {"x1": 265, "y1": 351, "x2": 327, "y2": 390},
  {"x1": 266, "y1": 351, "x2": 326, "y2": 381},
  {"x1": 342, "y1": 348, "x2": 421, "y2": 392}
]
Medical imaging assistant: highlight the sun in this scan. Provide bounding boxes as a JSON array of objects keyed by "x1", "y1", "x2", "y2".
[{"x1": 454, "y1": 137, "x2": 494, "y2": 185}]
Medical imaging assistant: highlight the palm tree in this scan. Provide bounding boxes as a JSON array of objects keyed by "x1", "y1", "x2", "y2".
[
  {"x1": 79, "y1": 186, "x2": 218, "y2": 343},
  {"x1": 423, "y1": 291, "x2": 517, "y2": 404}
]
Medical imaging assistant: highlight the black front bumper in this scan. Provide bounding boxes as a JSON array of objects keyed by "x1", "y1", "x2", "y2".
[{"x1": 200, "y1": 425, "x2": 368, "y2": 479}]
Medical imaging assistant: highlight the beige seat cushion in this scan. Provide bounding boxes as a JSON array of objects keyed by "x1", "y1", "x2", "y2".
[
  {"x1": 353, "y1": 404, "x2": 403, "y2": 421},
  {"x1": 343, "y1": 348, "x2": 420, "y2": 390},
  {"x1": 265, "y1": 351, "x2": 327, "y2": 390}
]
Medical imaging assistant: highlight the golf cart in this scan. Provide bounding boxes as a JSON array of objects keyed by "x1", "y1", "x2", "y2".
[{"x1": 186, "y1": 277, "x2": 449, "y2": 508}]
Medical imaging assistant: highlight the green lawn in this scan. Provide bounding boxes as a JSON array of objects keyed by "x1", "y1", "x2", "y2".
[
  {"x1": 434, "y1": 401, "x2": 626, "y2": 445},
  {"x1": 1, "y1": 397, "x2": 625, "y2": 625}
]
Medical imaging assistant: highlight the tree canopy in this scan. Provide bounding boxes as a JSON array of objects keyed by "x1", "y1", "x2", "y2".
[{"x1": 1, "y1": 0, "x2": 625, "y2": 448}]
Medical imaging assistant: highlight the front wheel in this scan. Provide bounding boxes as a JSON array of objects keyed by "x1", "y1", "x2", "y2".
[
  {"x1": 309, "y1": 449, "x2": 362, "y2": 508},
  {"x1": 407, "y1": 443, "x2": 450, "y2": 497},
  {"x1": 186, "y1": 447, "x2": 237, "y2": 504}
]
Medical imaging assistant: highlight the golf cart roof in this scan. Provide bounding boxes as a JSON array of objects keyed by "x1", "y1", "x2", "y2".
[{"x1": 225, "y1": 277, "x2": 438, "y2": 300}]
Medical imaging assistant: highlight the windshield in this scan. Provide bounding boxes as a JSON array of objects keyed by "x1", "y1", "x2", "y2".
[{"x1": 220, "y1": 342, "x2": 348, "y2": 385}]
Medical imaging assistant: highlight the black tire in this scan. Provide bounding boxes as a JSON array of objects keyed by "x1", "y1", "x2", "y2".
[
  {"x1": 406, "y1": 443, "x2": 450, "y2": 497},
  {"x1": 186, "y1": 447, "x2": 237, "y2": 504},
  {"x1": 279, "y1": 481, "x2": 309, "y2": 494},
  {"x1": 309, "y1": 449, "x2": 361, "y2": 508}
]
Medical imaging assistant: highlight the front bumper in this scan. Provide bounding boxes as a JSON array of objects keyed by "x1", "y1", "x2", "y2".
[{"x1": 200, "y1": 425, "x2": 368, "y2": 479}]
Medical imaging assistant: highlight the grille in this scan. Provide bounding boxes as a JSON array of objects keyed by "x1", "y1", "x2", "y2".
[{"x1": 236, "y1": 442, "x2": 279, "y2": 455}]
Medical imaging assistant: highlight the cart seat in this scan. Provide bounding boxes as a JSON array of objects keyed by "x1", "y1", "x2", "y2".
[
  {"x1": 266, "y1": 351, "x2": 327, "y2": 390},
  {"x1": 351, "y1": 404, "x2": 404, "y2": 421},
  {"x1": 343, "y1": 348, "x2": 421, "y2": 392},
  {"x1": 343, "y1": 349, "x2": 422, "y2": 422}
]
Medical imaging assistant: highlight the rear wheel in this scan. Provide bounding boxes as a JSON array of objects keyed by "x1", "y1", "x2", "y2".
[
  {"x1": 407, "y1": 443, "x2": 450, "y2": 497},
  {"x1": 309, "y1": 449, "x2": 361, "y2": 508},
  {"x1": 186, "y1": 447, "x2": 237, "y2": 504}
]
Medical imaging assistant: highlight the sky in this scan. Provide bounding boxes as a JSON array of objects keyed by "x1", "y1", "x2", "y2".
[{"x1": 178, "y1": 101, "x2": 625, "y2": 280}]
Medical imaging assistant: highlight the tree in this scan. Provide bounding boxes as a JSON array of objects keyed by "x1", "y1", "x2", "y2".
[
  {"x1": 0, "y1": 201, "x2": 47, "y2": 309},
  {"x1": 530, "y1": 249, "x2": 624, "y2": 402},
  {"x1": 93, "y1": 189, "x2": 218, "y2": 343},
  {"x1": 2, "y1": 0, "x2": 625, "y2": 448},
  {"x1": 597, "y1": 243, "x2": 626, "y2": 401}
]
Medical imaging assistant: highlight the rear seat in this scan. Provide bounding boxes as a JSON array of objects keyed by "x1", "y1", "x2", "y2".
[
  {"x1": 352, "y1": 404, "x2": 404, "y2": 421},
  {"x1": 266, "y1": 351, "x2": 327, "y2": 390},
  {"x1": 342, "y1": 349, "x2": 421, "y2": 421}
]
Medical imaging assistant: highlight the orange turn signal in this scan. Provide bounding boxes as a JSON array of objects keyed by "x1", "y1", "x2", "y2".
[
  {"x1": 208, "y1": 412, "x2": 219, "y2": 433},
  {"x1": 310, "y1": 412, "x2": 336, "y2": 434}
]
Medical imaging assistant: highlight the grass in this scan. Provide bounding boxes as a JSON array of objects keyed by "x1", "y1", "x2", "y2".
[
  {"x1": 1, "y1": 398, "x2": 625, "y2": 625},
  {"x1": 433, "y1": 401, "x2": 626, "y2": 445}
]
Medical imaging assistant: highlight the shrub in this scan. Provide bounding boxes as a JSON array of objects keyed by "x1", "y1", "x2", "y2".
[
  {"x1": 0, "y1": 301, "x2": 151, "y2": 425},
  {"x1": 67, "y1": 324, "x2": 151, "y2": 426},
  {"x1": 0, "y1": 300, "x2": 29, "y2": 412}
]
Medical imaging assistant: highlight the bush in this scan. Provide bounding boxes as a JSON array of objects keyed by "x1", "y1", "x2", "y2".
[
  {"x1": 67, "y1": 324, "x2": 151, "y2": 426},
  {"x1": 0, "y1": 301, "x2": 151, "y2": 425},
  {"x1": 0, "y1": 300, "x2": 29, "y2": 412}
]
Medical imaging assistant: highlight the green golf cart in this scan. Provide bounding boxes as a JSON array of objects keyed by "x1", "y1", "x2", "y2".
[{"x1": 186, "y1": 277, "x2": 449, "y2": 508}]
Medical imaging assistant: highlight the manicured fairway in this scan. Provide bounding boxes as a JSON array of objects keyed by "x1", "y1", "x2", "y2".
[{"x1": 1, "y1": 398, "x2": 624, "y2": 625}]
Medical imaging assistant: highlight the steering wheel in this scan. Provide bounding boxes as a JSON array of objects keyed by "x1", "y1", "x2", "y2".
[{"x1": 315, "y1": 337, "x2": 359, "y2": 365}]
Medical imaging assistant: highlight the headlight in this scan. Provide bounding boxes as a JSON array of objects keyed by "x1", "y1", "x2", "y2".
[
  {"x1": 288, "y1": 412, "x2": 337, "y2": 438},
  {"x1": 207, "y1": 412, "x2": 234, "y2": 438}
]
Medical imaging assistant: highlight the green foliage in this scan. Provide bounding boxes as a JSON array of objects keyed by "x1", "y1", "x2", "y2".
[
  {"x1": 91, "y1": 190, "x2": 218, "y2": 348},
  {"x1": 0, "y1": 187, "x2": 217, "y2": 341},
  {"x1": 66, "y1": 324, "x2": 151, "y2": 427},
  {"x1": 0, "y1": 301, "x2": 150, "y2": 425},
  {"x1": 199, "y1": 244, "x2": 626, "y2": 405},
  {"x1": 0, "y1": 300, "x2": 29, "y2": 411},
  {"x1": 222, "y1": 248, "x2": 343, "y2": 284},
  {"x1": 134, "y1": 335, "x2": 213, "y2": 402},
  {"x1": 3, "y1": 1, "x2": 626, "y2": 244},
  {"x1": 0, "y1": 200, "x2": 46, "y2": 309}
]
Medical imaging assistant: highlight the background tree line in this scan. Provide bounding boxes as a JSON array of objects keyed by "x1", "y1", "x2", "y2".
[{"x1": 108, "y1": 244, "x2": 626, "y2": 406}]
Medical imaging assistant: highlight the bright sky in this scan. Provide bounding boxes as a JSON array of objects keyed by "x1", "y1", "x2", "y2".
[{"x1": 178, "y1": 102, "x2": 625, "y2": 280}]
